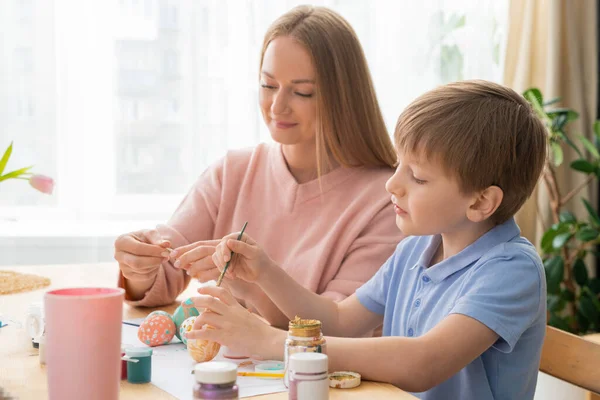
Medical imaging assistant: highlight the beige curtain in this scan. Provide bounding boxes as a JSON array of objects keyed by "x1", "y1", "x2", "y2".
[{"x1": 504, "y1": 0, "x2": 598, "y2": 247}]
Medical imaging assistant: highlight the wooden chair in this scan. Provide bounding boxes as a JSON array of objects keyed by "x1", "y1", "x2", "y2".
[{"x1": 540, "y1": 325, "x2": 600, "y2": 398}]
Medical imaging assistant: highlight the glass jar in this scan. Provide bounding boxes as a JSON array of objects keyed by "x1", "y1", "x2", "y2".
[
  {"x1": 284, "y1": 317, "x2": 327, "y2": 387},
  {"x1": 194, "y1": 361, "x2": 239, "y2": 400}
]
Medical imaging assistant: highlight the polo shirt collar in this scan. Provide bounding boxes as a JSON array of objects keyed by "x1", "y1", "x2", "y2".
[{"x1": 414, "y1": 218, "x2": 521, "y2": 283}]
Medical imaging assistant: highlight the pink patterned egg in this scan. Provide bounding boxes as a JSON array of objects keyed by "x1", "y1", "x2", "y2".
[{"x1": 137, "y1": 314, "x2": 176, "y2": 347}]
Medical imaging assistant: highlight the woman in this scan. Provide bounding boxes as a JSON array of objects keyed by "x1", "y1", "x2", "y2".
[{"x1": 114, "y1": 5, "x2": 403, "y2": 329}]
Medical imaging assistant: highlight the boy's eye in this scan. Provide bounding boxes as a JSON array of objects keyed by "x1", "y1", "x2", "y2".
[{"x1": 413, "y1": 176, "x2": 427, "y2": 185}]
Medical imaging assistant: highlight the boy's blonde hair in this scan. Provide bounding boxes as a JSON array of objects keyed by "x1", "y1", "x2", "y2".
[
  {"x1": 395, "y1": 80, "x2": 547, "y2": 224},
  {"x1": 260, "y1": 6, "x2": 397, "y2": 174}
]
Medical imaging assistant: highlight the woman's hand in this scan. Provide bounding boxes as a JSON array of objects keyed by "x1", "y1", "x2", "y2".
[
  {"x1": 212, "y1": 232, "x2": 276, "y2": 283},
  {"x1": 171, "y1": 240, "x2": 259, "y2": 301},
  {"x1": 186, "y1": 286, "x2": 285, "y2": 360},
  {"x1": 114, "y1": 229, "x2": 171, "y2": 283},
  {"x1": 170, "y1": 240, "x2": 220, "y2": 282}
]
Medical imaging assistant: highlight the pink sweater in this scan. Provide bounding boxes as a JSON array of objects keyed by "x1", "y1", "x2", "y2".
[{"x1": 119, "y1": 143, "x2": 404, "y2": 307}]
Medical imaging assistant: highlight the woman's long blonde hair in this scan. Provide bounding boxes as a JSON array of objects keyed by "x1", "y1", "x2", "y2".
[{"x1": 259, "y1": 6, "x2": 396, "y2": 175}]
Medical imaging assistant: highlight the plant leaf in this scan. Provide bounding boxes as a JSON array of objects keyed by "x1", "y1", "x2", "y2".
[
  {"x1": 551, "y1": 114, "x2": 568, "y2": 132},
  {"x1": 579, "y1": 294, "x2": 599, "y2": 323},
  {"x1": 577, "y1": 311, "x2": 591, "y2": 333},
  {"x1": 547, "y1": 108, "x2": 579, "y2": 120},
  {"x1": 582, "y1": 198, "x2": 600, "y2": 226},
  {"x1": 0, "y1": 166, "x2": 33, "y2": 182},
  {"x1": 556, "y1": 130, "x2": 583, "y2": 158},
  {"x1": 543, "y1": 97, "x2": 561, "y2": 106},
  {"x1": 544, "y1": 256, "x2": 564, "y2": 294},
  {"x1": 571, "y1": 159, "x2": 596, "y2": 174},
  {"x1": 573, "y1": 258, "x2": 589, "y2": 286},
  {"x1": 594, "y1": 120, "x2": 600, "y2": 140},
  {"x1": 561, "y1": 288, "x2": 575, "y2": 302},
  {"x1": 523, "y1": 88, "x2": 545, "y2": 118},
  {"x1": 552, "y1": 232, "x2": 572, "y2": 249},
  {"x1": 551, "y1": 142, "x2": 563, "y2": 167},
  {"x1": 589, "y1": 278, "x2": 600, "y2": 294},
  {"x1": 576, "y1": 227, "x2": 599, "y2": 242},
  {"x1": 582, "y1": 286, "x2": 600, "y2": 310},
  {"x1": 0, "y1": 142, "x2": 13, "y2": 176},
  {"x1": 559, "y1": 211, "x2": 577, "y2": 223},
  {"x1": 548, "y1": 294, "x2": 566, "y2": 313},
  {"x1": 541, "y1": 223, "x2": 571, "y2": 254},
  {"x1": 549, "y1": 314, "x2": 571, "y2": 332},
  {"x1": 579, "y1": 135, "x2": 600, "y2": 159},
  {"x1": 541, "y1": 229, "x2": 559, "y2": 254}
]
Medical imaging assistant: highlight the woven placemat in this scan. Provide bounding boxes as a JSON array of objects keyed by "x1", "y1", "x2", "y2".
[{"x1": 0, "y1": 270, "x2": 51, "y2": 295}]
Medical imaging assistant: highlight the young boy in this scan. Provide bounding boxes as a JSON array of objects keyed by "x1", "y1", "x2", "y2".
[{"x1": 187, "y1": 80, "x2": 548, "y2": 399}]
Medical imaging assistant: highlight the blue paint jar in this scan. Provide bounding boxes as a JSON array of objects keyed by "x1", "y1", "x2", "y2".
[{"x1": 125, "y1": 347, "x2": 153, "y2": 384}]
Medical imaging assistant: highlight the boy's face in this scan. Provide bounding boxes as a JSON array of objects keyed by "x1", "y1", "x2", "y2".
[{"x1": 385, "y1": 151, "x2": 476, "y2": 236}]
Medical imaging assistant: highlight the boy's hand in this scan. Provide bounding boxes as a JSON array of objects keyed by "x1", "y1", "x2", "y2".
[
  {"x1": 212, "y1": 232, "x2": 275, "y2": 283},
  {"x1": 186, "y1": 286, "x2": 284, "y2": 359}
]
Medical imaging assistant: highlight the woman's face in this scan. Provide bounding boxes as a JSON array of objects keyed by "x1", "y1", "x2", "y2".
[{"x1": 259, "y1": 36, "x2": 317, "y2": 147}]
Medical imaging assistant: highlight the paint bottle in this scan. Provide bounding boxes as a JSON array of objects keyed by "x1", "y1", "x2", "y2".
[
  {"x1": 284, "y1": 318, "x2": 326, "y2": 387},
  {"x1": 38, "y1": 333, "x2": 47, "y2": 365},
  {"x1": 120, "y1": 346, "x2": 128, "y2": 380},
  {"x1": 25, "y1": 302, "x2": 44, "y2": 348},
  {"x1": 193, "y1": 361, "x2": 239, "y2": 400},
  {"x1": 288, "y1": 353, "x2": 329, "y2": 400},
  {"x1": 124, "y1": 347, "x2": 152, "y2": 384}
]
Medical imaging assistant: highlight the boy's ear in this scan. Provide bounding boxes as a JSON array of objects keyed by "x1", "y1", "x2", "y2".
[{"x1": 467, "y1": 186, "x2": 504, "y2": 223}]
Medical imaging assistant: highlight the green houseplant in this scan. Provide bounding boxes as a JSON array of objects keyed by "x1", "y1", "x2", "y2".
[{"x1": 524, "y1": 88, "x2": 600, "y2": 334}]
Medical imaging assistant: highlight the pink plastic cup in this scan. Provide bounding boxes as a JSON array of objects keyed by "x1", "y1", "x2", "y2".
[{"x1": 45, "y1": 287, "x2": 125, "y2": 400}]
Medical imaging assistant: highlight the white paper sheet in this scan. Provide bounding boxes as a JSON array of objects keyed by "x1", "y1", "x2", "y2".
[{"x1": 122, "y1": 324, "x2": 287, "y2": 399}]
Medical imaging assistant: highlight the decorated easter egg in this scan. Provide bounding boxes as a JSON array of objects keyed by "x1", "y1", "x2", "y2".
[
  {"x1": 172, "y1": 298, "x2": 200, "y2": 340},
  {"x1": 147, "y1": 310, "x2": 174, "y2": 322},
  {"x1": 187, "y1": 337, "x2": 221, "y2": 363},
  {"x1": 179, "y1": 316, "x2": 197, "y2": 346},
  {"x1": 137, "y1": 314, "x2": 176, "y2": 347}
]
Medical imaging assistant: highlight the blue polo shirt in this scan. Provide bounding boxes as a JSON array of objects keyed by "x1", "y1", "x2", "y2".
[{"x1": 356, "y1": 218, "x2": 546, "y2": 400}]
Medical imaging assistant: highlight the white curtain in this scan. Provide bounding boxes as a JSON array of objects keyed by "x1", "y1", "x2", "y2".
[{"x1": 0, "y1": 0, "x2": 507, "y2": 262}]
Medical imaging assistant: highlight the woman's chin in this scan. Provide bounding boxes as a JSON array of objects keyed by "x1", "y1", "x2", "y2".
[{"x1": 269, "y1": 131, "x2": 302, "y2": 145}]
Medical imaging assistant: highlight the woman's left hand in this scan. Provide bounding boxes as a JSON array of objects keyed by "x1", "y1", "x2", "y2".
[{"x1": 186, "y1": 286, "x2": 285, "y2": 359}]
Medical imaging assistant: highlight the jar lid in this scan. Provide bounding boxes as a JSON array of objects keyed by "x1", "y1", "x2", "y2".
[
  {"x1": 328, "y1": 371, "x2": 361, "y2": 389},
  {"x1": 125, "y1": 347, "x2": 153, "y2": 358},
  {"x1": 289, "y1": 353, "x2": 328, "y2": 373},
  {"x1": 195, "y1": 361, "x2": 238, "y2": 384}
]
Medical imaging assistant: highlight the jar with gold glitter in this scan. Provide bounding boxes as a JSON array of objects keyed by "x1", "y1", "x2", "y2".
[{"x1": 283, "y1": 317, "x2": 327, "y2": 387}]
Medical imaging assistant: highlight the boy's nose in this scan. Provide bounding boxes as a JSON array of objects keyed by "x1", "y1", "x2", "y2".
[{"x1": 385, "y1": 173, "x2": 405, "y2": 197}]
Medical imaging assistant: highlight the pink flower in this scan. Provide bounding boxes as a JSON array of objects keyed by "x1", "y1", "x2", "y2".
[{"x1": 29, "y1": 174, "x2": 54, "y2": 194}]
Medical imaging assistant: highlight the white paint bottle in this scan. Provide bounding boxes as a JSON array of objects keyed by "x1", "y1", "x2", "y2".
[{"x1": 288, "y1": 353, "x2": 328, "y2": 400}]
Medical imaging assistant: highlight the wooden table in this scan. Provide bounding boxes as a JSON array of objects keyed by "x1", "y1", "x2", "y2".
[{"x1": 0, "y1": 263, "x2": 415, "y2": 399}]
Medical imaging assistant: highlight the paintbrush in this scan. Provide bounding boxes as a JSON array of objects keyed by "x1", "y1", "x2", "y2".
[
  {"x1": 237, "y1": 371, "x2": 284, "y2": 378},
  {"x1": 216, "y1": 221, "x2": 248, "y2": 287}
]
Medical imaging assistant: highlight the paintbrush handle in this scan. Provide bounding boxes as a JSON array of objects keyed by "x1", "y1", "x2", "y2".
[
  {"x1": 216, "y1": 221, "x2": 248, "y2": 287},
  {"x1": 237, "y1": 371, "x2": 284, "y2": 378}
]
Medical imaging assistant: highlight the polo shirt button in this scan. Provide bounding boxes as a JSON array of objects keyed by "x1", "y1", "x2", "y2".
[
  {"x1": 422, "y1": 275, "x2": 430, "y2": 283},
  {"x1": 414, "y1": 299, "x2": 421, "y2": 307},
  {"x1": 408, "y1": 328, "x2": 414, "y2": 337}
]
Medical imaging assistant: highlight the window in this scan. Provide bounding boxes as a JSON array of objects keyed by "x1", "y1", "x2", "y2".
[{"x1": 0, "y1": 0, "x2": 508, "y2": 235}]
